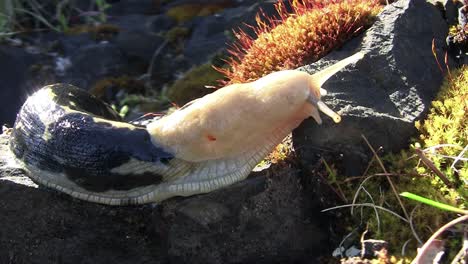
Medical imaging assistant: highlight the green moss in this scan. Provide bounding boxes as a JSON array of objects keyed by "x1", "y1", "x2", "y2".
[
  {"x1": 414, "y1": 65, "x2": 467, "y2": 203},
  {"x1": 326, "y1": 67, "x2": 467, "y2": 260},
  {"x1": 164, "y1": 26, "x2": 190, "y2": 43},
  {"x1": 166, "y1": 63, "x2": 224, "y2": 106}
]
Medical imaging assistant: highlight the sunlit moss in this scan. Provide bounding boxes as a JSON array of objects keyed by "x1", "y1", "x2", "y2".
[{"x1": 333, "y1": 67, "x2": 467, "y2": 260}]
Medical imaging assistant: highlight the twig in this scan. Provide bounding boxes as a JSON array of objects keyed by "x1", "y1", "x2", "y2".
[
  {"x1": 423, "y1": 144, "x2": 463, "y2": 152},
  {"x1": 315, "y1": 169, "x2": 348, "y2": 203},
  {"x1": 319, "y1": 158, "x2": 348, "y2": 203},
  {"x1": 412, "y1": 215, "x2": 468, "y2": 264},
  {"x1": 361, "y1": 135, "x2": 410, "y2": 220},
  {"x1": 415, "y1": 148, "x2": 454, "y2": 188},
  {"x1": 444, "y1": 51, "x2": 452, "y2": 81},
  {"x1": 432, "y1": 39, "x2": 444, "y2": 74},
  {"x1": 340, "y1": 172, "x2": 423, "y2": 184}
]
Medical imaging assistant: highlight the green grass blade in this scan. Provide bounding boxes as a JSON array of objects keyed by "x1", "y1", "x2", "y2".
[{"x1": 400, "y1": 192, "x2": 467, "y2": 214}]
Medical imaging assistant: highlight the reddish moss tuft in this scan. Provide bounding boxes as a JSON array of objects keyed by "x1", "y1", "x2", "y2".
[{"x1": 217, "y1": 0, "x2": 382, "y2": 84}]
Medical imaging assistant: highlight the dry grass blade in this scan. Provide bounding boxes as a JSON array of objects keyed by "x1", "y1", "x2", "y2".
[
  {"x1": 321, "y1": 203, "x2": 409, "y2": 223},
  {"x1": 409, "y1": 205, "x2": 423, "y2": 245},
  {"x1": 451, "y1": 144, "x2": 468, "y2": 172},
  {"x1": 341, "y1": 172, "x2": 424, "y2": 184},
  {"x1": 361, "y1": 134, "x2": 410, "y2": 220}
]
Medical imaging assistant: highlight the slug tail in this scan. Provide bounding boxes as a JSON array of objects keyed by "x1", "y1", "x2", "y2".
[{"x1": 311, "y1": 52, "x2": 364, "y2": 87}]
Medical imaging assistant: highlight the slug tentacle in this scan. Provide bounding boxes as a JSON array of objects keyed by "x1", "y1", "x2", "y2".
[{"x1": 8, "y1": 52, "x2": 363, "y2": 205}]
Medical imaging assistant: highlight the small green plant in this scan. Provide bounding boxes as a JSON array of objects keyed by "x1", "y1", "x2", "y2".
[
  {"x1": 400, "y1": 192, "x2": 467, "y2": 214},
  {"x1": 94, "y1": 0, "x2": 111, "y2": 23},
  {"x1": 0, "y1": 0, "x2": 112, "y2": 36}
]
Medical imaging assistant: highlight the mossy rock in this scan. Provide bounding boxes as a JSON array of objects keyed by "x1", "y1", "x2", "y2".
[
  {"x1": 165, "y1": 26, "x2": 190, "y2": 44},
  {"x1": 89, "y1": 75, "x2": 145, "y2": 100},
  {"x1": 166, "y1": 63, "x2": 224, "y2": 106},
  {"x1": 66, "y1": 24, "x2": 120, "y2": 41}
]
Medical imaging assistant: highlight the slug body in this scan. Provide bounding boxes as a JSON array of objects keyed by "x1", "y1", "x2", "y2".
[{"x1": 8, "y1": 52, "x2": 363, "y2": 205}]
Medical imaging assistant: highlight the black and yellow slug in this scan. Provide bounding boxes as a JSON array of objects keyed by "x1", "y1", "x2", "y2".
[{"x1": 8, "y1": 52, "x2": 363, "y2": 205}]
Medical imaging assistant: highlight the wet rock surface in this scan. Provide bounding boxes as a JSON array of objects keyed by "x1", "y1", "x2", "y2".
[
  {"x1": 293, "y1": 0, "x2": 452, "y2": 175},
  {"x1": 0, "y1": 133, "x2": 329, "y2": 264}
]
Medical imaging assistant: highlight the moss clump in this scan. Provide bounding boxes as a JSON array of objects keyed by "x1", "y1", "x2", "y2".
[
  {"x1": 89, "y1": 75, "x2": 145, "y2": 100},
  {"x1": 66, "y1": 23, "x2": 120, "y2": 40},
  {"x1": 217, "y1": 0, "x2": 381, "y2": 84},
  {"x1": 164, "y1": 26, "x2": 190, "y2": 44},
  {"x1": 164, "y1": 26, "x2": 190, "y2": 53},
  {"x1": 166, "y1": 63, "x2": 224, "y2": 106},
  {"x1": 328, "y1": 67, "x2": 467, "y2": 260},
  {"x1": 414, "y1": 65, "x2": 467, "y2": 203},
  {"x1": 166, "y1": 2, "x2": 231, "y2": 23}
]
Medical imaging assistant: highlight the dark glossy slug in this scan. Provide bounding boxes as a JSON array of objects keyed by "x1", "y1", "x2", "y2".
[{"x1": 8, "y1": 52, "x2": 362, "y2": 205}]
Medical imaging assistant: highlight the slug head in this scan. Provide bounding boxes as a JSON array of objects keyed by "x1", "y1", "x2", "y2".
[{"x1": 306, "y1": 52, "x2": 364, "y2": 124}]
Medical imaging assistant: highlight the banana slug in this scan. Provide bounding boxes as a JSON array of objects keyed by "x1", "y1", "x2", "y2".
[{"x1": 8, "y1": 52, "x2": 363, "y2": 205}]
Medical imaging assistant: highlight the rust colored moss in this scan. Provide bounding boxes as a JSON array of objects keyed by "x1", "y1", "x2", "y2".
[{"x1": 218, "y1": 0, "x2": 381, "y2": 84}]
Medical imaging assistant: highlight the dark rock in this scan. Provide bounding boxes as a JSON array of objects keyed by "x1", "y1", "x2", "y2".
[
  {"x1": 184, "y1": 2, "x2": 278, "y2": 65},
  {"x1": 444, "y1": 0, "x2": 463, "y2": 25},
  {"x1": 107, "y1": 0, "x2": 160, "y2": 16},
  {"x1": 293, "y1": 0, "x2": 451, "y2": 175},
  {"x1": 116, "y1": 28, "x2": 166, "y2": 61},
  {"x1": 60, "y1": 42, "x2": 130, "y2": 89},
  {"x1": 0, "y1": 131, "x2": 329, "y2": 264},
  {"x1": 0, "y1": 46, "x2": 39, "y2": 126},
  {"x1": 147, "y1": 15, "x2": 177, "y2": 33},
  {"x1": 109, "y1": 14, "x2": 173, "y2": 69},
  {"x1": 163, "y1": 0, "x2": 236, "y2": 9},
  {"x1": 110, "y1": 14, "x2": 175, "y2": 34},
  {"x1": 57, "y1": 33, "x2": 95, "y2": 56}
]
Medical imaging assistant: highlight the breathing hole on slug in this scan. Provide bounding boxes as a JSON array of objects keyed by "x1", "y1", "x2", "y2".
[{"x1": 206, "y1": 134, "x2": 217, "y2": 141}]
